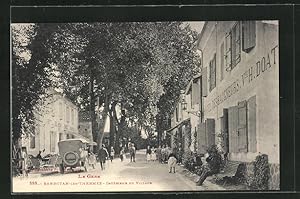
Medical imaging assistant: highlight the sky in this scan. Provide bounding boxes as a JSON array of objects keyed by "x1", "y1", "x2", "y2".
[{"x1": 186, "y1": 21, "x2": 205, "y2": 33}]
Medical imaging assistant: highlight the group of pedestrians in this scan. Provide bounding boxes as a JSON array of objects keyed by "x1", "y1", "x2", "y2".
[
  {"x1": 97, "y1": 143, "x2": 137, "y2": 170},
  {"x1": 145, "y1": 144, "x2": 177, "y2": 173},
  {"x1": 145, "y1": 145, "x2": 157, "y2": 162},
  {"x1": 144, "y1": 144, "x2": 175, "y2": 163}
]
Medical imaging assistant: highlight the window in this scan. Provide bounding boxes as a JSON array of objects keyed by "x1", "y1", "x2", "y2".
[
  {"x1": 225, "y1": 22, "x2": 241, "y2": 71},
  {"x1": 220, "y1": 42, "x2": 225, "y2": 81},
  {"x1": 242, "y1": 21, "x2": 256, "y2": 52},
  {"x1": 50, "y1": 131, "x2": 56, "y2": 152},
  {"x1": 71, "y1": 109, "x2": 74, "y2": 125},
  {"x1": 202, "y1": 67, "x2": 208, "y2": 97},
  {"x1": 187, "y1": 88, "x2": 192, "y2": 109},
  {"x1": 30, "y1": 126, "x2": 37, "y2": 149},
  {"x1": 74, "y1": 111, "x2": 77, "y2": 125},
  {"x1": 30, "y1": 134, "x2": 35, "y2": 149},
  {"x1": 59, "y1": 102, "x2": 63, "y2": 120},
  {"x1": 209, "y1": 54, "x2": 216, "y2": 91},
  {"x1": 66, "y1": 106, "x2": 70, "y2": 123},
  {"x1": 192, "y1": 78, "x2": 200, "y2": 107},
  {"x1": 231, "y1": 22, "x2": 241, "y2": 68}
]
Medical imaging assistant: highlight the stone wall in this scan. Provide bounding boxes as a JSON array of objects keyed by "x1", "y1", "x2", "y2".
[
  {"x1": 269, "y1": 163, "x2": 280, "y2": 190},
  {"x1": 243, "y1": 162, "x2": 279, "y2": 190}
]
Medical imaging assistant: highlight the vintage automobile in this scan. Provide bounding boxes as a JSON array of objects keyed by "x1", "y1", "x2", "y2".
[{"x1": 57, "y1": 138, "x2": 90, "y2": 174}]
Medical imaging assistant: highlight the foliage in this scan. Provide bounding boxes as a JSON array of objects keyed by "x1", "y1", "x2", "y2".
[
  {"x1": 249, "y1": 154, "x2": 270, "y2": 190},
  {"x1": 12, "y1": 21, "x2": 200, "y2": 154},
  {"x1": 11, "y1": 24, "x2": 59, "y2": 143},
  {"x1": 183, "y1": 148, "x2": 193, "y2": 168},
  {"x1": 49, "y1": 22, "x2": 200, "y2": 147}
]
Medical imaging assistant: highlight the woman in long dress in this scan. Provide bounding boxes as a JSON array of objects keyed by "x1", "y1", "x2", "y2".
[
  {"x1": 146, "y1": 145, "x2": 151, "y2": 162},
  {"x1": 21, "y1": 147, "x2": 29, "y2": 177},
  {"x1": 151, "y1": 147, "x2": 157, "y2": 161}
]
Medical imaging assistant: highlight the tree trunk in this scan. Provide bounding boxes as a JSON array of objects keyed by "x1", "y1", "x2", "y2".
[
  {"x1": 89, "y1": 69, "x2": 97, "y2": 145},
  {"x1": 97, "y1": 97, "x2": 108, "y2": 149},
  {"x1": 109, "y1": 109, "x2": 115, "y2": 149}
]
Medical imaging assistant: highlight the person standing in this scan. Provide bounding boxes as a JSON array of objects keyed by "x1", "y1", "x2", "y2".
[
  {"x1": 151, "y1": 146, "x2": 157, "y2": 161},
  {"x1": 167, "y1": 152, "x2": 177, "y2": 173},
  {"x1": 146, "y1": 145, "x2": 151, "y2": 162},
  {"x1": 110, "y1": 146, "x2": 115, "y2": 163},
  {"x1": 161, "y1": 145, "x2": 166, "y2": 163},
  {"x1": 129, "y1": 143, "x2": 136, "y2": 162},
  {"x1": 120, "y1": 147, "x2": 125, "y2": 162},
  {"x1": 157, "y1": 145, "x2": 162, "y2": 163},
  {"x1": 98, "y1": 144, "x2": 109, "y2": 170},
  {"x1": 20, "y1": 147, "x2": 29, "y2": 177}
]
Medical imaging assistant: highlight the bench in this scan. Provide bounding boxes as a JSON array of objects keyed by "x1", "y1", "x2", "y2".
[{"x1": 211, "y1": 161, "x2": 247, "y2": 186}]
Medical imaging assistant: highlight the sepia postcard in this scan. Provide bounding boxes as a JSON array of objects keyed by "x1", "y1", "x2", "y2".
[{"x1": 11, "y1": 18, "x2": 279, "y2": 192}]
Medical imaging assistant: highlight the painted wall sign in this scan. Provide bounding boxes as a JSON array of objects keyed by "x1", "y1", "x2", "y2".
[{"x1": 206, "y1": 45, "x2": 278, "y2": 113}]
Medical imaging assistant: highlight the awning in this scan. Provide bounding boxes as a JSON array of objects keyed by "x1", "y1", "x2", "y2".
[{"x1": 166, "y1": 118, "x2": 190, "y2": 133}]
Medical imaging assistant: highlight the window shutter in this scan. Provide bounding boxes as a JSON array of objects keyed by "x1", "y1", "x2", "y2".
[
  {"x1": 249, "y1": 21, "x2": 256, "y2": 49},
  {"x1": 238, "y1": 101, "x2": 248, "y2": 152},
  {"x1": 247, "y1": 95, "x2": 257, "y2": 152},
  {"x1": 209, "y1": 60, "x2": 212, "y2": 91},
  {"x1": 197, "y1": 122, "x2": 206, "y2": 154},
  {"x1": 202, "y1": 67, "x2": 208, "y2": 97},
  {"x1": 206, "y1": 118, "x2": 215, "y2": 147},
  {"x1": 242, "y1": 21, "x2": 256, "y2": 52},
  {"x1": 209, "y1": 54, "x2": 216, "y2": 91},
  {"x1": 235, "y1": 22, "x2": 241, "y2": 63},
  {"x1": 221, "y1": 108, "x2": 229, "y2": 153},
  {"x1": 242, "y1": 21, "x2": 250, "y2": 50},
  {"x1": 225, "y1": 33, "x2": 232, "y2": 71},
  {"x1": 231, "y1": 26, "x2": 236, "y2": 67},
  {"x1": 192, "y1": 78, "x2": 200, "y2": 105},
  {"x1": 220, "y1": 42, "x2": 224, "y2": 81},
  {"x1": 228, "y1": 106, "x2": 238, "y2": 152},
  {"x1": 231, "y1": 22, "x2": 241, "y2": 68},
  {"x1": 212, "y1": 54, "x2": 216, "y2": 89}
]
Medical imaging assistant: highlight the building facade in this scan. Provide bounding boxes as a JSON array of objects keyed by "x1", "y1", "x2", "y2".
[
  {"x1": 22, "y1": 90, "x2": 80, "y2": 155},
  {"x1": 168, "y1": 21, "x2": 279, "y2": 189},
  {"x1": 168, "y1": 79, "x2": 202, "y2": 155},
  {"x1": 200, "y1": 20, "x2": 279, "y2": 189},
  {"x1": 198, "y1": 21, "x2": 279, "y2": 165}
]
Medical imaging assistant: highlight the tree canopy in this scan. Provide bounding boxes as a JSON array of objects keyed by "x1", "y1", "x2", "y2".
[{"x1": 12, "y1": 22, "x2": 200, "y2": 150}]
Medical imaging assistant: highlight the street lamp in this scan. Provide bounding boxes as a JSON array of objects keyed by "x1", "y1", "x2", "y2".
[
  {"x1": 181, "y1": 98, "x2": 187, "y2": 111},
  {"x1": 181, "y1": 98, "x2": 202, "y2": 118}
]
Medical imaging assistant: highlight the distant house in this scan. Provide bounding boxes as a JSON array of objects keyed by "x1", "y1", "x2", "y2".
[
  {"x1": 167, "y1": 86, "x2": 199, "y2": 155},
  {"x1": 78, "y1": 111, "x2": 110, "y2": 148},
  {"x1": 22, "y1": 89, "x2": 81, "y2": 155},
  {"x1": 78, "y1": 111, "x2": 93, "y2": 142}
]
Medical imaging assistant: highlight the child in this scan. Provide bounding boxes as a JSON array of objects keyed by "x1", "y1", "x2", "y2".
[
  {"x1": 151, "y1": 147, "x2": 157, "y2": 161},
  {"x1": 110, "y1": 146, "x2": 115, "y2": 163},
  {"x1": 167, "y1": 152, "x2": 177, "y2": 173},
  {"x1": 120, "y1": 147, "x2": 125, "y2": 162}
]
